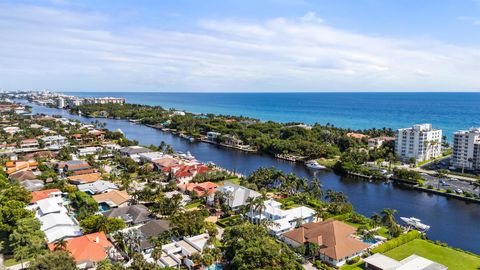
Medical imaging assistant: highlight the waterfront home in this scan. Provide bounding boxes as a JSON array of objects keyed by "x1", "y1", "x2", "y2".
[
  {"x1": 92, "y1": 190, "x2": 132, "y2": 208},
  {"x1": 153, "y1": 157, "x2": 180, "y2": 170},
  {"x1": 281, "y1": 220, "x2": 369, "y2": 267},
  {"x1": 363, "y1": 253, "x2": 448, "y2": 270},
  {"x1": 120, "y1": 146, "x2": 152, "y2": 157},
  {"x1": 138, "y1": 151, "x2": 165, "y2": 162},
  {"x1": 40, "y1": 135, "x2": 68, "y2": 150},
  {"x1": 217, "y1": 183, "x2": 260, "y2": 212},
  {"x1": 47, "y1": 232, "x2": 119, "y2": 269},
  {"x1": 395, "y1": 124, "x2": 442, "y2": 163},
  {"x1": 77, "y1": 180, "x2": 118, "y2": 195},
  {"x1": 206, "y1": 131, "x2": 221, "y2": 141},
  {"x1": 138, "y1": 219, "x2": 172, "y2": 252},
  {"x1": 68, "y1": 172, "x2": 102, "y2": 185},
  {"x1": 30, "y1": 197, "x2": 82, "y2": 243},
  {"x1": 102, "y1": 204, "x2": 151, "y2": 225},
  {"x1": 247, "y1": 199, "x2": 316, "y2": 235},
  {"x1": 162, "y1": 164, "x2": 211, "y2": 184}
]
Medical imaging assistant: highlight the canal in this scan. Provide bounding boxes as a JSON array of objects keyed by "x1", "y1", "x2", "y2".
[{"x1": 20, "y1": 101, "x2": 480, "y2": 254}]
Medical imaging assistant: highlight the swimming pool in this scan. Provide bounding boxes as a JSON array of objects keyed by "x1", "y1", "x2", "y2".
[
  {"x1": 99, "y1": 202, "x2": 110, "y2": 212},
  {"x1": 205, "y1": 263, "x2": 223, "y2": 270},
  {"x1": 362, "y1": 238, "x2": 378, "y2": 245}
]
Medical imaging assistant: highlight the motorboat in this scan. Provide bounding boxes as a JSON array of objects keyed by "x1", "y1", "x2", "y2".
[
  {"x1": 400, "y1": 217, "x2": 430, "y2": 231},
  {"x1": 305, "y1": 160, "x2": 327, "y2": 170}
]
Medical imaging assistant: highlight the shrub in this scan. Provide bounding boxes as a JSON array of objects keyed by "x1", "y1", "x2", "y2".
[
  {"x1": 346, "y1": 256, "x2": 360, "y2": 264},
  {"x1": 446, "y1": 189, "x2": 453, "y2": 193},
  {"x1": 371, "y1": 230, "x2": 421, "y2": 254},
  {"x1": 427, "y1": 185, "x2": 434, "y2": 189}
]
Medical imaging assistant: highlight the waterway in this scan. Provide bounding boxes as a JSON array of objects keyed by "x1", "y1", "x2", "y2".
[{"x1": 20, "y1": 101, "x2": 480, "y2": 254}]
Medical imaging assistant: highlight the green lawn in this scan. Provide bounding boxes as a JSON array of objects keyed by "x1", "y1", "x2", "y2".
[
  {"x1": 184, "y1": 200, "x2": 202, "y2": 209},
  {"x1": 216, "y1": 215, "x2": 241, "y2": 228},
  {"x1": 384, "y1": 239, "x2": 480, "y2": 270},
  {"x1": 340, "y1": 261, "x2": 365, "y2": 270},
  {"x1": 4, "y1": 258, "x2": 31, "y2": 267},
  {"x1": 376, "y1": 227, "x2": 390, "y2": 238}
]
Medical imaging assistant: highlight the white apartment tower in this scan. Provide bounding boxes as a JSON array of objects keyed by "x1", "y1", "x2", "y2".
[
  {"x1": 56, "y1": 97, "x2": 65, "y2": 109},
  {"x1": 395, "y1": 124, "x2": 442, "y2": 162},
  {"x1": 452, "y1": 128, "x2": 480, "y2": 171}
]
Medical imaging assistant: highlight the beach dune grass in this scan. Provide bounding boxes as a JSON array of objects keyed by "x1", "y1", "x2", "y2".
[{"x1": 384, "y1": 239, "x2": 480, "y2": 270}]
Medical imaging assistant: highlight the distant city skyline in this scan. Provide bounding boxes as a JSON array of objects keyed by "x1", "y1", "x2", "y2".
[{"x1": 1, "y1": 0, "x2": 480, "y2": 92}]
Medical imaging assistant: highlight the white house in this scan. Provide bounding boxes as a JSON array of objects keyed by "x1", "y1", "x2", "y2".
[
  {"x1": 247, "y1": 199, "x2": 316, "y2": 235},
  {"x1": 29, "y1": 197, "x2": 82, "y2": 243},
  {"x1": 40, "y1": 135, "x2": 68, "y2": 150},
  {"x1": 217, "y1": 183, "x2": 260, "y2": 211},
  {"x1": 77, "y1": 180, "x2": 119, "y2": 195}
]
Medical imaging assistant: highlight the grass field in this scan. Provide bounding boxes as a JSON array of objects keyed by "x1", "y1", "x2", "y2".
[{"x1": 384, "y1": 239, "x2": 480, "y2": 270}]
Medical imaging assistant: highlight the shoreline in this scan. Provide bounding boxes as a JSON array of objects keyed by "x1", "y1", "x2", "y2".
[{"x1": 24, "y1": 99, "x2": 480, "y2": 205}]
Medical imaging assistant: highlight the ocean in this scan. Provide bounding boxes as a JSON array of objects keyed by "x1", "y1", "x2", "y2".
[{"x1": 69, "y1": 92, "x2": 480, "y2": 139}]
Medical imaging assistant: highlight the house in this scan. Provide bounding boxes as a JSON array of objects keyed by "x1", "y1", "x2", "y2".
[
  {"x1": 77, "y1": 146, "x2": 100, "y2": 156},
  {"x1": 206, "y1": 131, "x2": 221, "y2": 141},
  {"x1": 138, "y1": 151, "x2": 165, "y2": 162},
  {"x1": 368, "y1": 136, "x2": 395, "y2": 149},
  {"x1": 6, "y1": 160, "x2": 38, "y2": 175},
  {"x1": 148, "y1": 233, "x2": 210, "y2": 269},
  {"x1": 77, "y1": 180, "x2": 119, "y2": 195},
  {"x1": 120, "y1": 146, "x2": 152, "y2": 157},
  {"x1": 87, "y1": 129, "x2": 106, "y2": 140},
  {"x1": 282, "y1": 220, "x2": 370, "y2": 267},
  {"x1": 21, "y1": 179, "x2": 45, "y2": 191},
  {"x1": 3, "y1": 126, "x2": 21, "y2": 135},
  {"x1": 68, "y1": 172, "x2": 102, "y2": 185},
  {"x1": 166, "y1": 164, "x2": 211, "y2": 184},
  {"x1": 138, "y1": 219, "x2": 171, "y2": 252},
  {"x1": 31, "y1": 197, "x2": 82, "y2": 243},
  {"x1": 102, "y1": 204, "x2": 151, "y2": 225},
  {"x1": 217, "y1": 183, "x2": 260, "y2": 211},
  {"x1": 40, "y1": 135, "x2": 68, "y2": 150},
  {"x1": 8, "y1": 170, "x2": 37, "y2": 181},
  {"x1": 153, "y1": 157, "x2": 179, "y2": 170},
  {"x1": 178, "y1": 182, "x2": 217, "y2": 197},
  {"x1": 47, "y1": 232, "x2": 116, "y2": 269},
  {"x1": 57, "y1": 160, "x2": 91, "y2": 173},
  {"x1": 248, "y1": 199, "x2": 316, "y2": 235},
  {"x1": 92, "y1": 190, "x2": 132, "y2": 208},
  {"x1": 19, "y1": 138, "x2": 39, "y2": 149},
  {"x1": 347, "y1": 132, "x2": 369, "y2": 140},
  {"x1": 363, "y1": 253, "x2": 448, "y2": 270},
  {"x1": 30, "y1": 188, "x2": 62, "y2": 204}
]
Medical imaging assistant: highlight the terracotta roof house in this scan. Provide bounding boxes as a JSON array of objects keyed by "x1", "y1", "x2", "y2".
[
  {"x1": 282, "y1": 220, "x2": 370, "y2": 267},
  {"x1": 346, "y1": 132, "x2": 369, "y2": 140},
  {"x1": 6, "y1": 161, "x2": 38, "y2": 175},
  {"x1": 56, "y1": 160, "x2": 90, "y2": 173},
  {"x1": 30, "y1": 188, "x2": 62, "y2": 203},
  {"x1": 178, "y1": 182, "x2": 217, "y2": 196},
  {"x1": 68, "y1": 172, "x2": 102, "y2": 185},
  {"x1": 93, "y1": 190, "x2": 132, "y2": 208},
  {"x1": 102, "y1": 204, "x2": 151, "y2": 225},
  {"x1": 48, "y1": 232, "x2": 114, "y2": 269},
  {"x1": 138, "y1": 219, "x2": 171, "y2": 251},
  {"x1": 8, "y1": 170, "x2": 37, "y2": 181},
  {"x1": 153, "y1": 157, "x2": 180, "y2": 169}
]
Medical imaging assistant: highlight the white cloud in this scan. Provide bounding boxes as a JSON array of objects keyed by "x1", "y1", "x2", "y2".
[{"x1": 0, "y1": 3, "x2": 479, "y2": 92}]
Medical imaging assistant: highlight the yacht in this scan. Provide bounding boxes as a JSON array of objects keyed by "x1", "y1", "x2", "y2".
[
  {"x1": 305, "y1": 160, "x2": 327, "y2": 170},
  {"x1": 400, "y1": 217, "x2": 430, "y2": 231}
]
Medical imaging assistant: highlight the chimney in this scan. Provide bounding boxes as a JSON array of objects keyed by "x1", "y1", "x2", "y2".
[{"x1": 95, "y1": 236, "x2": 99, "y2": 243}]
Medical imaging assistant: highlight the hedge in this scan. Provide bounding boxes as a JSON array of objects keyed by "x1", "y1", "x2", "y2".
[{"x1": 371, "y1": 230, "x2": 421, "y2": 254}]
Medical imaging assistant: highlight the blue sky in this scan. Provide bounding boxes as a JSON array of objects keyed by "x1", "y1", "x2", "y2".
[{"x1": 1, "y1": 0, "x2": 480, "y2": 92}]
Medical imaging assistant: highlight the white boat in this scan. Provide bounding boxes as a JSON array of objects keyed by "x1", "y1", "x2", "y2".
[
  {"x1": 185, "y1": 151, "x2": 195, "y2": 160},
  {"x1": 400, "y1": 217, "x2": 430, "y2": 231},
  {"x1": 306, "y1": 161, "x2": 327, "y2": 170}
]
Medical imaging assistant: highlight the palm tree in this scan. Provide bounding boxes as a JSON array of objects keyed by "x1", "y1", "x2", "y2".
[
  {"x1": 370, "y1": 213, "x2": 381, "y2": 228},
  {"x1": 151, "y1": 246, "x2": 163, "y2": 265},
  {"x1": 53, "y1": 237, "x2": 68, "y2": 251},
  {"x1": 381, "y1": 208, "x2": 398, "y2": 237},
  {"x1": 245, "y1": 197, "x2": 257, "y2": 222}
]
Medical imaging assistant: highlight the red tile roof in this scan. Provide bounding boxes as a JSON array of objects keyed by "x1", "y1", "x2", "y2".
[
  {"x1": 31, "y1": 188, "x2": 60, "y2": 203},
  {"x1": 48, "y1": 232, "x2": 112, "y2": 263}
]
